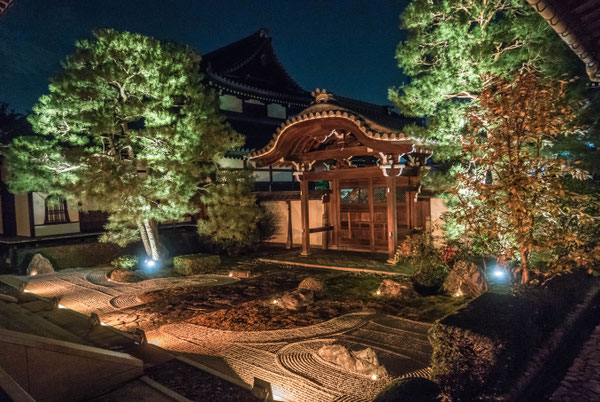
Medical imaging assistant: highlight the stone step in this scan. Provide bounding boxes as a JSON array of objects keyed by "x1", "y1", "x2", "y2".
[{"x1": 0, "y1": 300, "x2": 84, "y2": 344}]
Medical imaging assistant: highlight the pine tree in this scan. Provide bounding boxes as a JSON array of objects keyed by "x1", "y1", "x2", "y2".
[
  {"x1": 197, "y1": 170, "x2": 276, "y2": 254},
  {"x1": 6, "y1": 29, "x2": 242, "y2": 261}
]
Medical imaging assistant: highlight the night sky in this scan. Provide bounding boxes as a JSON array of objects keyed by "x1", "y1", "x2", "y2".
[{"x1": 0, "y1": 0, "x2": 410, "y2": 113}]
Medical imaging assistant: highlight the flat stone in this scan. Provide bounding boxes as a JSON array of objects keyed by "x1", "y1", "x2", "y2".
[
  {"x1": 0, "y1": 294, "x2": 18, "y2": 303},
  {"x1": 279, "y1": 290, "x2": 315, "y2": 310},
  {"x1": 229, "y1": 269, "x2": 252, "y2": 278}
]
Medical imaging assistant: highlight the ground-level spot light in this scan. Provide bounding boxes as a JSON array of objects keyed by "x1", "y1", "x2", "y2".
[
  {"x1": 58, "y1": 304, "x2": 66, "y2": 309},
  {"x1": 23, "y1": 289, "x2": 31, "y2": 293},
  {"x1": 492, "y1": 266, "x2": 507, "y2": 280},
  {"x1": 376, "y1": 290, "x2": 381, "y2": 296},
  {"x1": 132, "y1": 328, "x2": 147, "y2": 346},
  {"x1": 272, "y1": 299, "x2": 278, "y2": 304},
  {"x1": 30, "y1": 272, "x2": 37, "y2": 276},
  {"x1": 371, "y1": 374, "x2": 378, "y2": 381},
  {"x1": 252, "y1": 378, "x2": 273, "y2": 401}
]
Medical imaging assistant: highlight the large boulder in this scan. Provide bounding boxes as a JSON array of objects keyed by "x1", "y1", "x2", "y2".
[
  {"x1": 443, "y1": 261, "x2": 487, "y2": 297},
  {"x1": 278, "y1": 290, "x2": 314, "y2": 310},
  {"x1": 26, "y1": 254, "x2": 55, "y2": 276},
  {"x1": 376, "y1": 278, "x2": 418, "y2": 299},
  {"x1": 318, "y1": 344, "x2": 387, "y2": 377},
  {"x1": 297, "y1": 277, "x2": 325, "y2": 295}
]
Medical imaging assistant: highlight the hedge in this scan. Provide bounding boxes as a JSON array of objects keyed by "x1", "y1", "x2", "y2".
[
  {"x1": 429, "y1": 270, "x2": 593, "y2": 401},
  {"x1": 173, "y1": 253, "x2": 221, "y2": 276},
  {"x1": 374, "y1": 378, "x2": 441, "y2": 402},
  {"x1": 15, "y1": 242, "x2": 130, "y2": 273}
]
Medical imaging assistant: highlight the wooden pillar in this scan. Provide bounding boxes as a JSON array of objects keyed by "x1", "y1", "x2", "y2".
[
  {"x1": 300, "y1": 177, "x2": 310, "y2": 256},
  {"x1": 368, "y1": 177, "x2": 375, "y2": 252},
  {"x1": 285, "y1": 200, "x2": 292, "y2": 249},
  {"x1": 321, "y1": 194, "x2": 329, "y2": 250},
  {"x1": 386, "y1": 175, "x2": 398, "y2": 263},
  {"x1": 332, "y1": 179, "x2": 340, "y2": 247}
]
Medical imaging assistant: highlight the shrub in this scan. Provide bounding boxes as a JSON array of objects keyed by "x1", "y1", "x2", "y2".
[
  {"x1": 411, "y1": 258, "x2": 449, "y2": 291},
  {"x1": 109, "y1": 269, "x2": 146, "y2": 283},
  {"x1": 197, "y1": 170, "x2": 276, "y2": 255},
  {"x1": 429, "y1": 270, "x2": 593, "y2": 401},
  {"x1": 173, "y1": 253, "x2": 221, "y2": 276},
  {"x1": 374, "y1": 378, "x2": 441, "y2": 402},
  {"x1": 15, "y1": 242, "x2": 130, "y2": 273},
  {"x1": 111, "y1": 255, "x2": 139, "y2": 270}
]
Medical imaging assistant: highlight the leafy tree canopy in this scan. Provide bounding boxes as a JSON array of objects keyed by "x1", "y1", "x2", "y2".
[
  {"x1": 448, "y1": 72, "x2": 598, "y2": 283},
  {"x1": 6, "y1": 29, "x2": 242, "y2": 259},
  {"x1": 391, "y1": 0, "x2": 581, "y2": 161}
]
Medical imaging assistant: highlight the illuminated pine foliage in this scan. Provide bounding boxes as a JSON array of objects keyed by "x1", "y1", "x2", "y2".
[
  {"x1": 6, "y1": 29, "x2": 242, "y2": 260},
  {"x1": 448, "y1": 72, "x2": 599, "y2": 283},
  {"x1": 391, "y1": 0, "x2": 578, "y2": 161},
  {"x1": 197, "y1": 170, "x2": 276, "y2": 254}
]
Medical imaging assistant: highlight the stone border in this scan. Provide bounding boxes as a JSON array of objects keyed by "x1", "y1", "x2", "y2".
[
  {"x1": 501, "y1": 282, "x2": 600, "y2": 400},
  {"x1": 257, "y1": 258, "x2": 403, "y2": 276}
]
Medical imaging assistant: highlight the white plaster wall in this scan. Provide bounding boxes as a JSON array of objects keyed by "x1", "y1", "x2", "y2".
[
  {"x1": 430, "y1": 197, "x2": 447, "y2": 247},
  {"x1": 14, "y1": 193, "x2": 30, "y2": 237},
  {"x1": 35, "y1": 222, "x2": 81, "y2": 237},
  {"x1": 264, "y1": 200, "x2": 325, "y2": 246}
]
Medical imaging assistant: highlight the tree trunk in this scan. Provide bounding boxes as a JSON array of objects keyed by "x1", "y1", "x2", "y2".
[
  {"x1": 143, "y1": 218, "x2": 160, "y2": 261},
  {"x1": 137, "y1": 219, "x2": 152, "y2": 258},
  {"x1": 520, "y1": 247, "x2": 531, "y2": 284}
]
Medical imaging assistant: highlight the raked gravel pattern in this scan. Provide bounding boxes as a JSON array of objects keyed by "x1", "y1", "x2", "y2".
[
  {"x1": 551, "y1": 324, "x2": 600, "y2": 401},
  {"x1": 148, "y1": 313, "x2": 432, "y2": 401},
  {"x1": 4, "y1": 267, "x2": 235, "y2": 315},
  {"x1": 2, "y1": 268, "x2": 433, "y2": 401}
]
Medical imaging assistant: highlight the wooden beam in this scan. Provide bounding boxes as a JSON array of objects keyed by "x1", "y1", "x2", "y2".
[
  {"x1": 309, "y1": 225, "x2": 334, "y2": 234},
  {"x1": 288, "y1": 146, "x2": 378, "y2": 163},
  {"x1": 386, "y1": 176, "x2": 398, "y2": 263},
  {"x1": 302, "y1": 166, "x2": 414, "y2": 182},
  {"x1": 300, "y1": 178, "x2": 310, "y2": 256}
]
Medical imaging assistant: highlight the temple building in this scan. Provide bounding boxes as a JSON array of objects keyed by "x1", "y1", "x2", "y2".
[{"x1": 0, "y1": 29, "x2": 443, "y2": 261}]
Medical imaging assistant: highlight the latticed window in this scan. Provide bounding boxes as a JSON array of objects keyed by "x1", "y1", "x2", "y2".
[{"x1": 44, "y1": 197, "x2": 70, "y2": 224}]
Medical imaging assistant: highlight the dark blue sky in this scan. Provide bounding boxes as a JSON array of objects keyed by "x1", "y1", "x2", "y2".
[{"x1": 0, "y1": 0, "x2": 410, "y2": 113}]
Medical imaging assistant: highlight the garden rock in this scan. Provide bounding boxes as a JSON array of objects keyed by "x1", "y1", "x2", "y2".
[
  {"x1": 443, "y1": 261, "x2": 487, "y2": 297},
  {"x1": 27, "y1": 254, "x2": 55, "y2": 276},
  {"x1": 229, "y1": 269, "x2": 252, "y2": 278},
  {"x1": 298, "y1": 277, "x2": 325, "y2": 295},
  {"x1": 279, "y1": 290, "x2": 315, "y2": 310},
  {"x1": 318, "y1": 344, "x2": 387, "y2": 377},
  {"x1": 377, "y1": 279, "x2": 418, "y2": 299}
]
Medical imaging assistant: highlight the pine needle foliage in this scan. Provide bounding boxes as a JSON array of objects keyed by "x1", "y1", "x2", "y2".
[
  {"x1": 5, "y1": 29, "x2": 242, "y2": 259},
  {"x1": 197, "y1": 170, "x2": 276, "y2": 254}
]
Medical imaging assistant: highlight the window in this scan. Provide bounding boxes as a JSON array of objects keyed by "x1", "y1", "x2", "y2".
[
  {"x1": 340, "y1": 188, "x2": 368, "y2": 204},
  {"x1": 267, "y1": 103, "x2": 286, "y2": 119},
  {"x1": 219, "y1": 94, "x2": 243, "y2": 112},
  {"x1": 45, "y1": 197, "x2": 70, "y2": 224}
]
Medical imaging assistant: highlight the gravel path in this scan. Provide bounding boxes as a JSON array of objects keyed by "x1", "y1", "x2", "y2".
[{"x1": 551, "y1": 324, "x2": 600, "y2": 401}]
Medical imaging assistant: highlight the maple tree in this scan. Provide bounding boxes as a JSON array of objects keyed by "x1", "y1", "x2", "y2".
[{"x1": 448, "y1": 72, "x2": 598, "y2": 283}]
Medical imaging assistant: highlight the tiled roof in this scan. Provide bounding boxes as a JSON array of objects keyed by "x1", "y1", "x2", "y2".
[
  {"x1": 529, "y1": 0, "x2": 600, "y2": 82},
  {"x1": 202, "y1": 28, "x2": 312, "y2": 101},
  {"x1": 249, "y1": 89, "x2": 428, "y2": 162}
]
